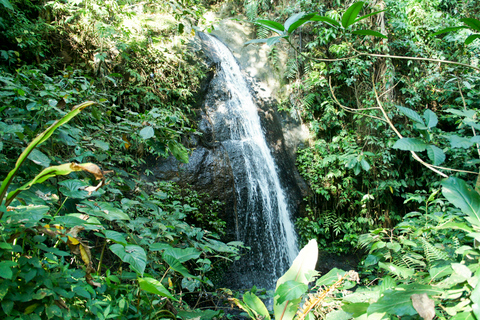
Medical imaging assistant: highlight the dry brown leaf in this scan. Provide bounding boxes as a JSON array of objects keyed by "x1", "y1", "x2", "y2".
[{"x1": 411, "y1": 293, "x2": 435, "y2": 320}]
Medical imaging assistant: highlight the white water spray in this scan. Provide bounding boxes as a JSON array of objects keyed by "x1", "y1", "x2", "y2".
[{"x1": 200, "y1": 33, "x2": 298, "y2": 288}]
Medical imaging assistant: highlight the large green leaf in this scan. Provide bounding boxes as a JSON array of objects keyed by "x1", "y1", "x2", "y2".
[
  {"x1": 342, "y1": 1, "x2": 364, "y2": 28},
  {"x1": 27, "y1": 149, "x2": 51, "y2": 167},
  {"x1": 354, "y1": 9, "x2": 386, "y2": 25},
  {"x1": 243, "y1": 292, "x2": 271, "y2": 320},
  {"x1": 447, "y1": 135, "x2": 474, "y2": 149},
  {"x1": 4, "y1": 205, "x2": 49, "y2": 224},
  {"x1": 274, "y1": 239, "x2": 318, "y2": 320},
  {"x1": 255, "y1": 19, "x2": 285, "y2": 35},
  {"x1": 397, "y1": 106, "x2": 424, "y2": 125},
  {"x1": 139, "y1": 126, "x2": 154, "y2": 139},
  {"x1": 163, "y1": 254, "x2": 199, "y2": 280},
  {"x1": 442, "y1": 177, "x2": 480, "y2": 226},
  {"x1": 0, "y1": 101, "x2": 96, "y2": 208},
  {"x1": 460, "y1": 18, "x2": 480, "y2": 32},
  {"x1": 352, "y1": 30, "x2": 387, "y2": 38},
  {"x1": 162, "y1": 247, "x2": 201, "y2": 263},
  {"x1": 378, "y1": 262, "x2": 414, "y2": 279},
  {"x1": 138, "y1": 277, "x2": 177, "y2": 301},
  {"x1": 465, "y1": 34, "x2": 480, "y2": 45},
  {"x1": 426, "y1": 145, "x2": 445, "y2": 165},
  {"x1": 471, "y1": 275, "x2": 480, "y2": 319},
  {"x1": 431, "y1": 26, "x2": 468, "y2": 36},
  {"x1": 76, "y1": 201, "x2": 129, "y2": 221},
  {"x1": 0, "y1": 0, "x2": 14, "y2": 10},
  {"x1": 286, "y1": 13, "x2": 316, "y2": 34},
  {"x1": 104, "y1": 230, "x2": 128, "y2": 246},
  {"x1": 423, "y1": 109, "x2": 438, "y2": 128},
  {"x1": 110, "y1": 244, "x2": 146, "y2": 275},
  {"x1": 309, "y1": 14, "x2": 341, "y2": 27},
  {"x1": 367, "y1": 284, "x2": 442, "y2": 316},
  {"x1": 275, "y1": 280, "x2": 308, "y2": 304},
  {"x1": 392, "y1": 138, "x2": 428, "y2": 152},
  {"x1": 284, "y1": 12, "x2": 306, "y2": 33},
  {"x1": 316, "y1": 268, "x2": 346, "y2": 287}
]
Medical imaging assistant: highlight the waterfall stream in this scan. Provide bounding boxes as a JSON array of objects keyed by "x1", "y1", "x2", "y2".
[{"x1": 199, "y1": 33, "x2": 298, "y2": 289}]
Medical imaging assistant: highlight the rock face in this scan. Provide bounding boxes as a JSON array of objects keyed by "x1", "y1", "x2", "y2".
[{"x1": 145, "y1": 21, "x2": 309, "y2": 263}]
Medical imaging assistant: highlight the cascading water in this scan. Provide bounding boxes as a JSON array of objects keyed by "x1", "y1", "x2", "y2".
[{"x1": 198, "y1": 32, "x2": 298, "y2": 289}]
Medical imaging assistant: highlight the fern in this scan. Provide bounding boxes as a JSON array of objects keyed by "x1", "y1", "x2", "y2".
[
  {"x1": 267, "y1": 46, "x2": 279, "y2": 72},
  {"x1": 302, "y1": 93, "x2": 317, "y2": 110},
  {"x1": 420, "y1": 237, "x2": 450, "y2": 265},
  {"x1": 244, "y1": 0, "x2": 258, "y2": 21},
  {"x1": 256, "y1": 25, "x2": 270, "y2": 39},
  {"x1": 285, "y1": 58, "x2": 299, "y2": 80}
]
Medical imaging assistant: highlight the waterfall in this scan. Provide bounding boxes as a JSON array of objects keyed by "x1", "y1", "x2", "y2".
[{"x1": 198, "y1": 32, "x2": 298, "y2": 289}]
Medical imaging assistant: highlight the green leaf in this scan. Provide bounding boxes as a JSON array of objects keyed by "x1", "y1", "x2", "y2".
[
  {"x1": 286, "y1": 13, "x2": 316, "y2": 34},
  {"x1": 4, "y1": 205, "x2": 49, "y2": 224},
  {"x1": 110, "y1": 244, "x2": 146, "y2": 275},
  {"x1": 284, "y1": 12, "x2": 307, "y2": 33},
  {"x1": 274, "y1": 239, "x2": 318, "y2": 320},
  {"x1": 27, "y1": 149, "x2": 51, "y2": 167},
  {"x1": 139, "y1": 126, "x2": 154, "y2": 139},
  {"x1": 392, "y1": 138, "x2": 428, "y2": 152},
  {"x1": 447, "y1": 135, "x2": 474, "y2": 149},
  {"x1": 442, "y1": 177, "x2": 480, "y2": 226},
  {"x1": 243, "y1": 292, "x2": 271, "y2": 320},
  {"x1": 0, "y1": 261, "x2": 14, "y2": 279},
  {"x1": 451, "y1": 312, "x2": 476, "y2": 320},
  {"x1": 0, "y1": 0, "x2": 14, "y2": 10},
  {"x1": 59, "y1": 179, "x2": 90, "y2": 199},
  {"x1": 352, "y1": 29, "x2": 387, "y2": 38},
  {"x1": 163, "y1": 254, "x2": 199, "y2": 279},
  {"x1": 465, "y1": 34, "x2": 480, "y2": 45},
  {"x1": 445, "y1": 108, "x2": 476, "y2": 119},
  {"x1": 353, "y1": 10, "x2": 386, "y2": 24},
  {"x1": 92, "y1": 139, "x2": 109, "y2": 151},
  {"x1": 46, "y1": 304, "x2": 63, "y2": 318},
  {"x1": 245, "y1": 38, "x2": 270, "y2": 45},
  {"x1": 397, "y1": 106, "x2": 425, "y2": 125},
  {"x1": 423, "y1": 109, "x2": 438, "y2": 128},
  {"x1": 162, "y1": 247, "x2": 201, "y2": 263},
  {"x1": 309, "y1": 14, "x2": 341, "y2": 27},
  {"x1": 266, "y1": 36, "x2": 286, "y2": 46},
  {"x1": 426, "y1": 145, "x2": 445, "y2": 165},
  {"x1": 431, "y1": 26, "x2": 468, "y2": 36},
  {"x1": 276, "y1": 280, "x2": 308, "y2": 305},
  {"x1": 138, "y1": 277, "x2": 177, "y2": 301},
  {"x1": 472, "y1": 275, "x2": 480, "y2": 319},
  {"x1": 367, "y1": 284, "x2": 442, "y2": 316},
  {"x1": 104, "y1": 230, "x2": 128, "y2": 245},
  {"x1": 378, "y1": 262, "x2": 414, "y2": 279},
  {"x1": 342, "y1": 303, "x2": 369, "y2": 317},
  {"x1": 316, "y1": 268, "x2": 346, "y2": 286},
  {"x1": 255, "y1": 19, "x2": 285, "y2": 35},
  {"x1": 342, "y1": 2, "x2": 364, "y2": 28},
  {"x1": 460, "y1": 18, "x2": 480, "y2": 32}
]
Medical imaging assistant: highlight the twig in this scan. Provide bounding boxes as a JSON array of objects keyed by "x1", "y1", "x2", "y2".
[
  {"x1": 328, "y1": 77, "x2": 385, "y2": 122},
  {"x1": 371, "y1": 75, "x2": 449, "y2": 178}
]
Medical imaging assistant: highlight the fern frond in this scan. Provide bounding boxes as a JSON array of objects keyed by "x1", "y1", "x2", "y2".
[
  {"x1": 244, "y1": 0, "x2": 258, "y2": 21},
  {"x1": 285, "y1": 58, "x2": 299, "y2": 79},
  {"x1": 301, "y1": 93, "x2": 316, "y2": 110},
  {"x1": 420, "y1": 237, "x2": 450, "y2": 265},
  {"x1": 256, "y1": 25, "x2": 270, "y2": 39}
]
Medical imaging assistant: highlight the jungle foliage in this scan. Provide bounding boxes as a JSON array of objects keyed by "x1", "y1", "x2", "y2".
[
  {"x1": 240, "y1": 0, "x2": 480, "y2": 318},
  {"x1": 0, "y1": 0, "x2": 244, "y2": 319},
  {"x1": 3, "y1": 0, "x2": 480, "y2": 319}
]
